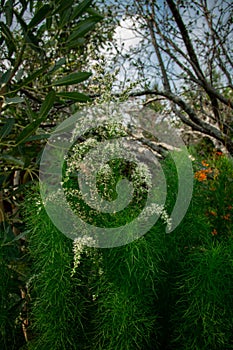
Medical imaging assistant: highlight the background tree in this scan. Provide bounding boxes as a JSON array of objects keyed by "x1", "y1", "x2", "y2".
[{"x1": 101, "y1": 0, "x2": 233, "y2": 154}]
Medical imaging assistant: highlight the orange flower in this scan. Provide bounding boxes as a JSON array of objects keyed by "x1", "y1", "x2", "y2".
[
  {"x1": 201, "y1": 160, "x2": 209, "y2": 167},
  {"x1": 209, "y1": 210, "x2": 217, "y2": 216},
  {"x1": 211, "y1": 229, "x2": 218, "y2": 236},
  {"x1": 194, "y1": 170, "x2": 207, "y2": 181},
  {"x1": 222, "y1": 213, "x2": 231, "y2": 221}
]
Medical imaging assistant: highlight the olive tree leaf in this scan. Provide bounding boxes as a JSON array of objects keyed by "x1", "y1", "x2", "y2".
[
  {"x1": 28, "y1": 4, "x2": 52, "y2": 29},
  {"x1": 57, "y1": 91, "x2": 90, "y2": 102},
  {"x1": 5, "y1": 0, "x2": 14, "y2": 27},
  {"x1": 52, "y1": 72, "x2": 92, "y2": 86},
  {"x1": 16, "y1": 91, "x2": 56, "y2": 145},
  {"x1": 3, "y1": 97, "x2": 24, "y2": 107},
  {"x1": 53, "y1": 0, "x2": 74, "y2": 15},
  {"x1": 67, "y1": 16, "x2": 100, "y2": 42},
  {"x1": 0, "y1": 21, "x2": 16, "y2": 53},
  {"x1": 38, "y1": 90, "x2": 56, "y2": 119},
  {"x1": 48, "y1": 58, "x2": 66, "y2": 75},
  {"x1": 70, "y1": 0, "x2": 93, "y2": 21},
  {"x1": 0, "y1": 118, "x2": 15, "y2": 140},
  {"x1": 0, "y1": 154, "x2": 24, "y2": 167},
  {"x1": 0, "y1": 69, "x2": 12, "y2": 87}
]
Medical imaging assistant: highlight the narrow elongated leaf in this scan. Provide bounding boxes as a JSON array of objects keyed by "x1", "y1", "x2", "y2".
[
  {"x1": 67, "y1": 17, "x2": 99, "y2": 42},
  {"x1": 25, "y1": 30, "x2": 44, "y2": 55},
  {"x1": 46, "y1": 17, "x2": 52, "y2": 30},
  {"x1": 53, "y1": 0, "x2": 74, "y2": 15},
  {"x1": 16, "y1": 118, "x2": 46, "y2": 145},
  {"x1": 0, "y1": 21, "x2": 13, "y2": 41},
  {"x1": 65, "y1": 37, "x2": 85, "y2": 49},
  {"x1": 10, "y1": 230, "x2": 29, "y2": 242},
  {"x1": 52, "y1": 72, "x2": 92, "y2": 86},
  {"x1": 0, "y1": 69, "x2": 12, "y2": 86},
  {"x1": 59, "y1": 7, "x2": 72, "y2": 28},
  {"x1": 38, "y1": 90, "x2": 56, "y2": 119},
  {"x1": 71, "y1": 0, "x2": 93, "y2": 21},
  {"x1": 5, "y1": 0, "x2": 14, "y2": 27},
  {"x1": 57, "y1": 91, "x2": 90, "y2": 102},
  {"x1": 13, "y1": 9, "x2": 27, "y2": 32},
  {"x1": 0, "y1": 154, "x2": 24, "y2": 166},
  {"x1": 17, "y1": 66, "x2": 48, "y2": 88},
  {"x1": 86, "y1": 8, "x2": 104, "y2": 19},
  {"x1": 28, "y1": 4, "x2": 51, "y2": 29},
  {"x1": 48, "y1": 57, "x2": 66, "y2": 75},
  {"x1": 25, "y1": 99, "x2": 37, "y2": 120},
  {"x1": 25, "y1": 134, "x2": 50, "y2": 141},
  {"x1": 14, "y1": 68, "x2": 24, "y2": 82},
  {"x1": 3, "y1": 96, "x2": 24, "y2": 106},
  {"x1": 1, "y1": 230, "x2": 30, "y2": 246},
  {"x1": 0, "y1": 118, "x2": 14, "y2": 140},
  {"x1": 16, "y1": 91, "x2": 55, "y2": 145},
  {"x1": 0, "y1": 21, "x2": 16, "y2": 52}
]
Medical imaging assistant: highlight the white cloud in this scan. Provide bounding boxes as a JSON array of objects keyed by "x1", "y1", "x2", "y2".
[{"x1": 113, "y1": 17, "x2": 142, "y2": 53}]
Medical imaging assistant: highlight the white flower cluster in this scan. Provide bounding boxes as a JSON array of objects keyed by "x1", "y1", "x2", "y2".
[
  {"x1": 131, "y1": 163, "x2": 152, "y2": 189},
  {"x1": 43, "y1": 188, "x2": 64, "y2": 205},
  {"x1": 34, "y1": 197, "x2": 43, "y2": 213},
  {"x1": 141, "y1": 203, "x2": 172, "y2": 231},
  {"x1": 65, "y1": 138, "x2": 98, "y2": 176},
  {"x1": 71, "y1": 235, "x2": 96, "y2": 277},
  {"x1": 99, "y1": 121, "x2": 127, "y2": 139}
]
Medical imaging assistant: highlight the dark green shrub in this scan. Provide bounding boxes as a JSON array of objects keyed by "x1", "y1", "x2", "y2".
[{"x1": 0, "y1": 224, "x2": 26, "y2": 349}]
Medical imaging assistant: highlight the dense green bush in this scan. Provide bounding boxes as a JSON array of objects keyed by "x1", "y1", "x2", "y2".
[{"x1": 23, "y1": 147, "x2": 233, "y2": 349}]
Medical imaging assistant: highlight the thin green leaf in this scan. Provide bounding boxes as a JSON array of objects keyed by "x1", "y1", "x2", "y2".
[
  {"x1": 58, "y1": 7, "x2": 72, "y2": 28},
  {"x1": 13, "y1": 230, "x2": 29, "y2": 241},
  {"x1": 0, "y1": 69, "x2": 12, "y2": 86},
  {"x1": 71, "y1": 0, "x2": 93, "y2": 21},
  {"x1": 86, "y1": 7, "x2": 104, "y2": 19},
  {"x1": 65, "y1": 37, "x2": 86, "y2": 49},
  {"x1": 53, "y1": 0, "x2": 74, "y2": 15},
  {"x1": 3, "y1": 96, "x2": 24, "y2": 106},
  {"x1": 13, "y1": 9, "x2": 27, "y2": 32},
  {"x1": 52, "y1": 72, "x2": 92, "y2": 86},
  {"x1": 15, "y1": 118, "x2": 45, "y2": 145},
  {"x1": 16, "y1": 90, "x2": 56, "y2": 145},
  {"x1": 57, "y1": 91, "x2": 90, "y2": 102},
  {"x1": 46, "y1": 17, "x2": 52, "y2": 30},
  {"x1": 17, "y1": 66, "x2": 48, "y2": 89},
  {"x1": 25, "y1": 99, "x2": 37, "y2": 120},
  {"x1": 28, "y1": 4, "x2": 52, "y2": 29},
  {"x1": 0, "y1": 118, "x2": 15, "y2": 140},
  {"x1": 67, "y1": 17, "x2": 99, "y2": 42},
  {"x1": 24, "y1": 30, "x2": 44, "y2": 55},
  {"x1": 38, "y1": 90, "x2": 56, "y2": 119},
  {"x1": 0, "y1": 154, "x2": 24, "y2": 166},
  {"x1": 25, "y1": 134, "x2": 50, "y2": 141},
  {"x1": 0, "y1": 21, "x2": 16, "y2": 52},
  {"x1": 48, "y1": 57, "x2": 66, "y2": 75},
  {"x1": 5, "y1": 0, "x2": 14, "y2": 27},
  {"x1": 2, "y1": 230, "x2": 30, "y2": 246},
  {"x1": 14, "y1": 68, "x2": 24, "y2": 83}
]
